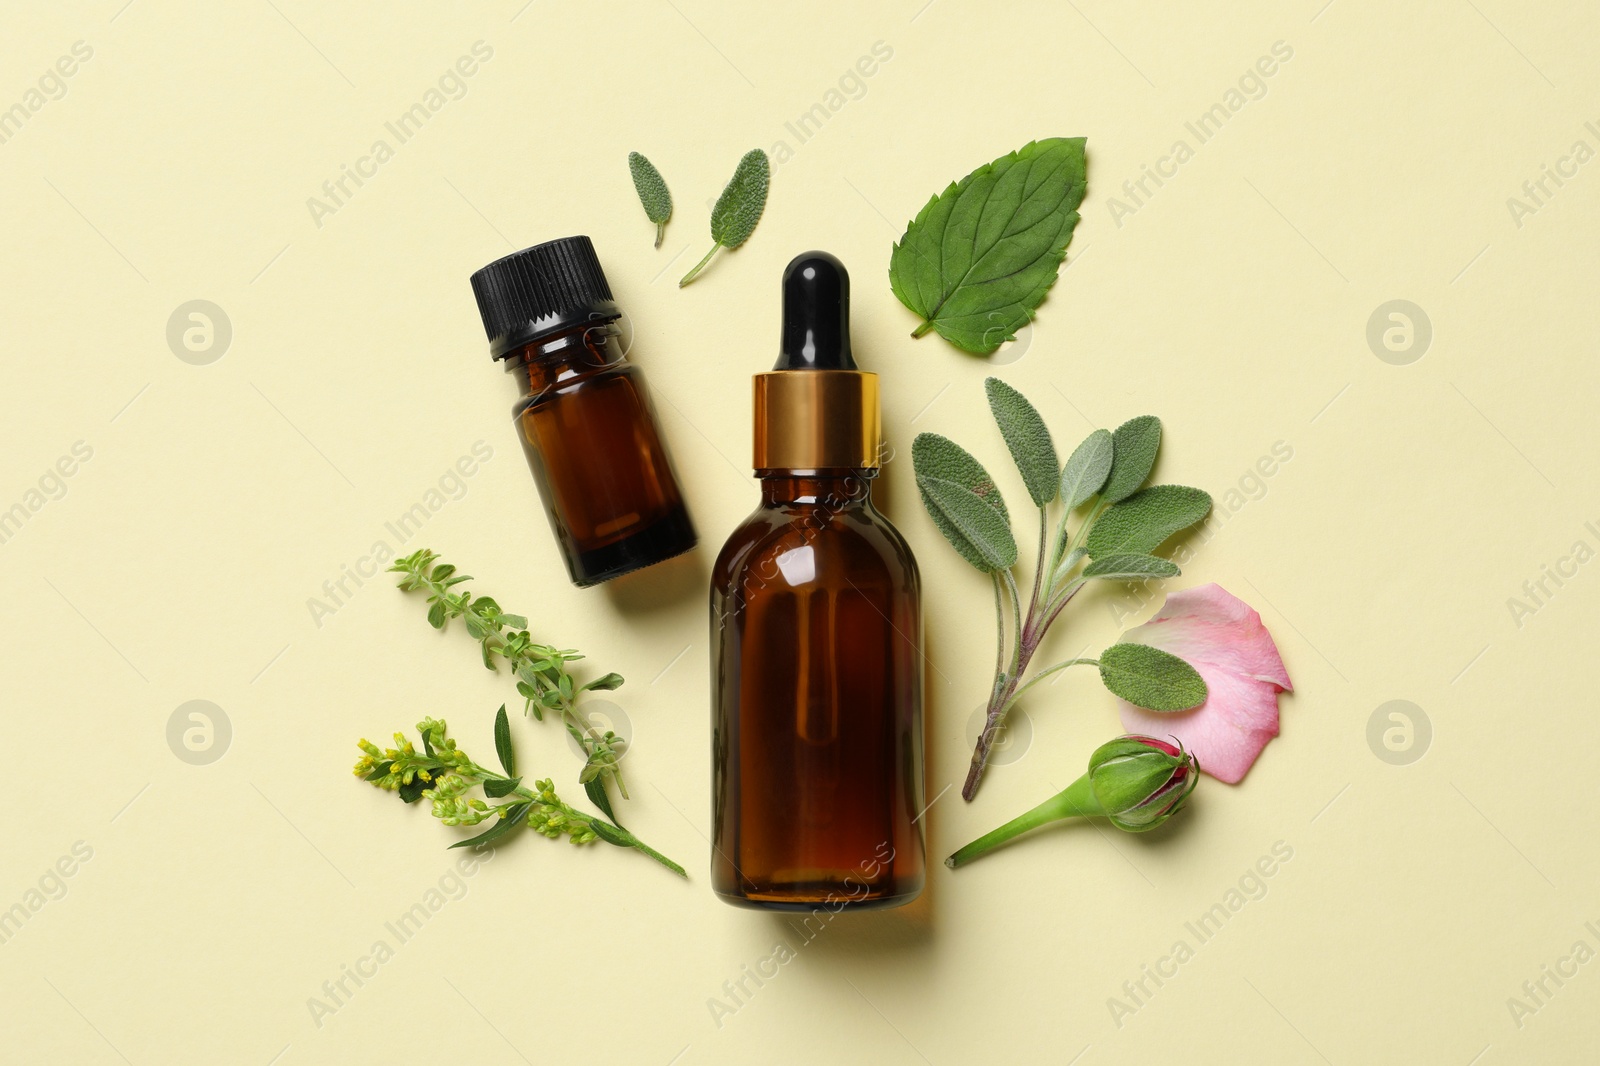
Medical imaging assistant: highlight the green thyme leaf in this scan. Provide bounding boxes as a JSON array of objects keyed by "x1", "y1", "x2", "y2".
[
  {"x1": 681, "y1": 148, "x2": 770, "y2": 287},
  {"x1": 984, "y1": 377, "x2": 1058, "y2": 506},
  {"x1": 1085, "y1": 486, "x2": 1212, "y2": 558},
  {"x1": 493, "y1": 704, "x2": 515, "y2": 776},
  {"x1": 890, "y1": 137, "x2": 1087, "y2": 354},
  {"x1": 912, "y1": 432, "x2": 1009, "y2": 521},
  {"x1": 1081, "y1": 553, "x2": 1181, "y2": 582},
  {"x1": 1098, "y1": 643, "x2": 1207, "y2": 712},
  {"x1": 917, "y1": 474, "x2": 1019, "y2": 573},
  {"x1": 1103, "y1": 416, "x2": 1161, "y2": 503},
  {"x1": 628, "y1": 151, "x2": 673, "y2": 248},
  {"x1": 583, "y1": 672, "x2": 624, "y2": 692},
  {"x1": 1060, "y1": 428, "x2": 1114, "y2": 511}
]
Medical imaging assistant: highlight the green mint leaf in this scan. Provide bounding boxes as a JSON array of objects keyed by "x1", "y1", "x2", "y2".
[
  {"x1": 1081, "y1": 553, "x2": 1181, "y2": 582},
  {"x1": 890, "y1": 137, "x2": 1087, "y2": 354},
  {"x1": 1060, "y1": 428, "x2": 1114, "y2": 511},
  {"x1": 1085, "y1": 486, "x2": 1212, "y2": 558},
  {"x1": 1098, "y1": 643, "x2": 1207, "y2": 712},
  {"x1": 585, "y1": 777, "x2": 621, "y2": 826},
  {"x1": 916, "y1": 474, "x2": 1019, "y2": 573},
  {"x1": 681, "y1": 149, "x2": 770, "y2": 286},
  {"x1": 984, "y1": 377, "x2": 1058, "y2": 506},
  {"x1": 583, "y1": 672, "x2": 625, "y2": 692},
  {"x1": 628, "y1": 151, "x2": 673, "y2": 248},
  {"x1": 448, "y1": 803, "x2": 531, "y2": 849},
  {"x1": 493, "y1": 704, "x2": 515, "y2": 777},
  {"x1": 483, "y1": 775, "x2": 522, "y2": 798},
  {"x1": 911, "y1": 433, "x2": 1009, "y2": 521},
  {"x1": 1102, "y1": 416, "x2": 1162, "y2": 503}
]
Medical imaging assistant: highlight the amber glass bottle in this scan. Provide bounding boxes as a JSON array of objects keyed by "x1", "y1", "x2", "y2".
[
  {"x1": 470, "y1": 237, "x2": 695, "y2": 587},
  {"x1": 710, "y1": 252, "x2": 924, "y2": 910}
]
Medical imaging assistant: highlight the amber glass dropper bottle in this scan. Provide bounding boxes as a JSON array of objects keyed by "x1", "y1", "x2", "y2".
[
  {"x1": 710, "y1": 251, "x2": 925, "y2": 910},
  {"x1": 470, "y1": 237, "x2": 696, "y2": 587}
]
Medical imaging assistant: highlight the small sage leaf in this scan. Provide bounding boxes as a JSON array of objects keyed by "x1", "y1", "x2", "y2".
[
  {"x1": 483, "y1": 776, "x2": 521, "y2": 798},
  {"x1": 493, "y1": 704, "x2": 515, "y2": 777},
  {"x1": 628, "y1": 151, "x2": 672, "y2": 248},
  {"x1": 891, "y1": 137, "x2": 1088, "y2": 354},
  {"x1": 917, "y1": 475, "x2": 1019, "y2": 573},
  {"x1": 912, "y1": 433, "x2": 1008, "y2": 521},
  {"x1": 1098, "y1": 643, "x2": 1207, "y2": 712},
  {"x1": 1085, "y1": 486, "x2": 1212, "y2": 558},
  {"x1": 681, "y1": 149, "x2": 770, "y2": 286},
  {"x1": 984, "y1": 377, "x2": 1058, "y2": 506},
  {"x1": 1082, "y1": 553, "x2": 1181, "y2": 582},
  {"x1": 1060, "y1": 428, "x2": 1114, "y2": 511},
  {"x1": 1102, "y1": 416, "x2": 1162, "y2": 503}
]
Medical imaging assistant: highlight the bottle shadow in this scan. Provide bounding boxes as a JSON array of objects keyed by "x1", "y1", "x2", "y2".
[{"x1": 601, "y1": 543, "x2": 708, "y2": 614}]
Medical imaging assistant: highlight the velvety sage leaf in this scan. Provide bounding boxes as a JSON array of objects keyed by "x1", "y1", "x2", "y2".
[
  {"x1": 984, "y1": 377, "x2": 1058, "y2": 506},
  {"x1": 585, "y1": 777, "x2": 621, "y2": 826},
  {"x1": 1098, "y1": 643, "x2": 1207, "y2": 712},
  {"x1": 711, "y1": 149, "x2": 769, "y2": 249},
  {"x1": 912, "y1": 433, "x2": 1008, "y2": 521},
  {"x1": 628, "y1": 151, "x2": 672, "y2": 247},
  {"x1": 1102, "y1": 416, "x2": 1162, "y2": 503},
  {"x1": 493, "y1": 704, "x2": 515, "y2": 777},
  {"x1": 917, "y1": 475, "x2": 1019, "y2": 573},
  {"x1": 1081, "y1": 553, "x2": 1181, "y2": 582},
  {"x1": 483, "y1": 775, "x2": 521, "y2": 798},
  {"x1": 1085, "y1": 486, "x2": 1213, "y2": 558},
  {"x1": 891, "y1": 137, "x2": 1087, "y2": 354},
  {"x1": 1060, "y1": 428, "x2": 1114, "y2": 511},
  {"x1": 448, "y1": 803, "x2": 530, "y2": 849}
]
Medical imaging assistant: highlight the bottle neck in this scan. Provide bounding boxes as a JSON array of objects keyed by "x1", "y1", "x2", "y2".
[
  {"x1": 757, "y1": 469, "x2": 877, "y2": 507},
  {"x1": 502, "y1": 319, "x2": 624, "y2": 397}
]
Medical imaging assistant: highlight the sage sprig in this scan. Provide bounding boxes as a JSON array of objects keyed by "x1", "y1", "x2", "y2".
[
  {"x1": 891, "y1": 138, "x2": 1087, "y2": 354},
  {"x1": 389, "y1": 549, "x2": 629, "y2": 820},
  {"x1": 628, "y1": 151, "x2": 673, "y2": 248},
  {"x1": 913, "y1": 379, "x2": 1213, "y2": 800},
  {"x1": 680, "y1": 148, "x2": 769, "y2": 287},
  {"x1": 354, "y1": 711, "x2": 685, "y2": 877}
]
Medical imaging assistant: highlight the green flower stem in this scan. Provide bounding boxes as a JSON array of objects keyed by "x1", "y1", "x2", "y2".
[
  {"x1": 678, "y1": 244, "x2": 721, "y2": 287},
  {"x1": 946, "y1": 774, "x2": 1103, "y2": 868}
]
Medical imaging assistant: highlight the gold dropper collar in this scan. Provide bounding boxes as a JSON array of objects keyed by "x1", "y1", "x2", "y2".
[{"x1": 753, "y1": 369, "x2": 880, "y2": 470}]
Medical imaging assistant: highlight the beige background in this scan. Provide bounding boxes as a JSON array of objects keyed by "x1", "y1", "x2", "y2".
[{"x1": 3, "y1": 0, "x2": 1596, "y2": 1062}]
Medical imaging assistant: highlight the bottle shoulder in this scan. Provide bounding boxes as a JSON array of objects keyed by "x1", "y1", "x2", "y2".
[{"x1": 711, "y1": 498, "x2": 920, "y2": 596}]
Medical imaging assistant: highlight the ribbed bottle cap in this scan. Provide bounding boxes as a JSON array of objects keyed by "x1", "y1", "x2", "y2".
[{"x1": 468, "y1": 236, "x2": 619, "y2": 359}]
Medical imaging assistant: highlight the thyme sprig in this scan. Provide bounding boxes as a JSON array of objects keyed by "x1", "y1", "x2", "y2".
[{"x1": 389, "y1": 549, "x2": 629, "y2": 814}]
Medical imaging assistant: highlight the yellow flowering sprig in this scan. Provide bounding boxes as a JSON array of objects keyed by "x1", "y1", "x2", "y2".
[{"x1": 354, "y1": 712, "x2": 684, "y2": 876}]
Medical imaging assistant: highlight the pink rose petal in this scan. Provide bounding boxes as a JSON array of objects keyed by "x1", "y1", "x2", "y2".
[{"x1": 1115, "y1": 584, "x2": 1293, "y2": 784}]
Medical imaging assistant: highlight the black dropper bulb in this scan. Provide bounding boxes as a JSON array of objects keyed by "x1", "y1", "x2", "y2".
[{"x1": 777, "y1": 251, "x2": 857, "y2": 370}]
